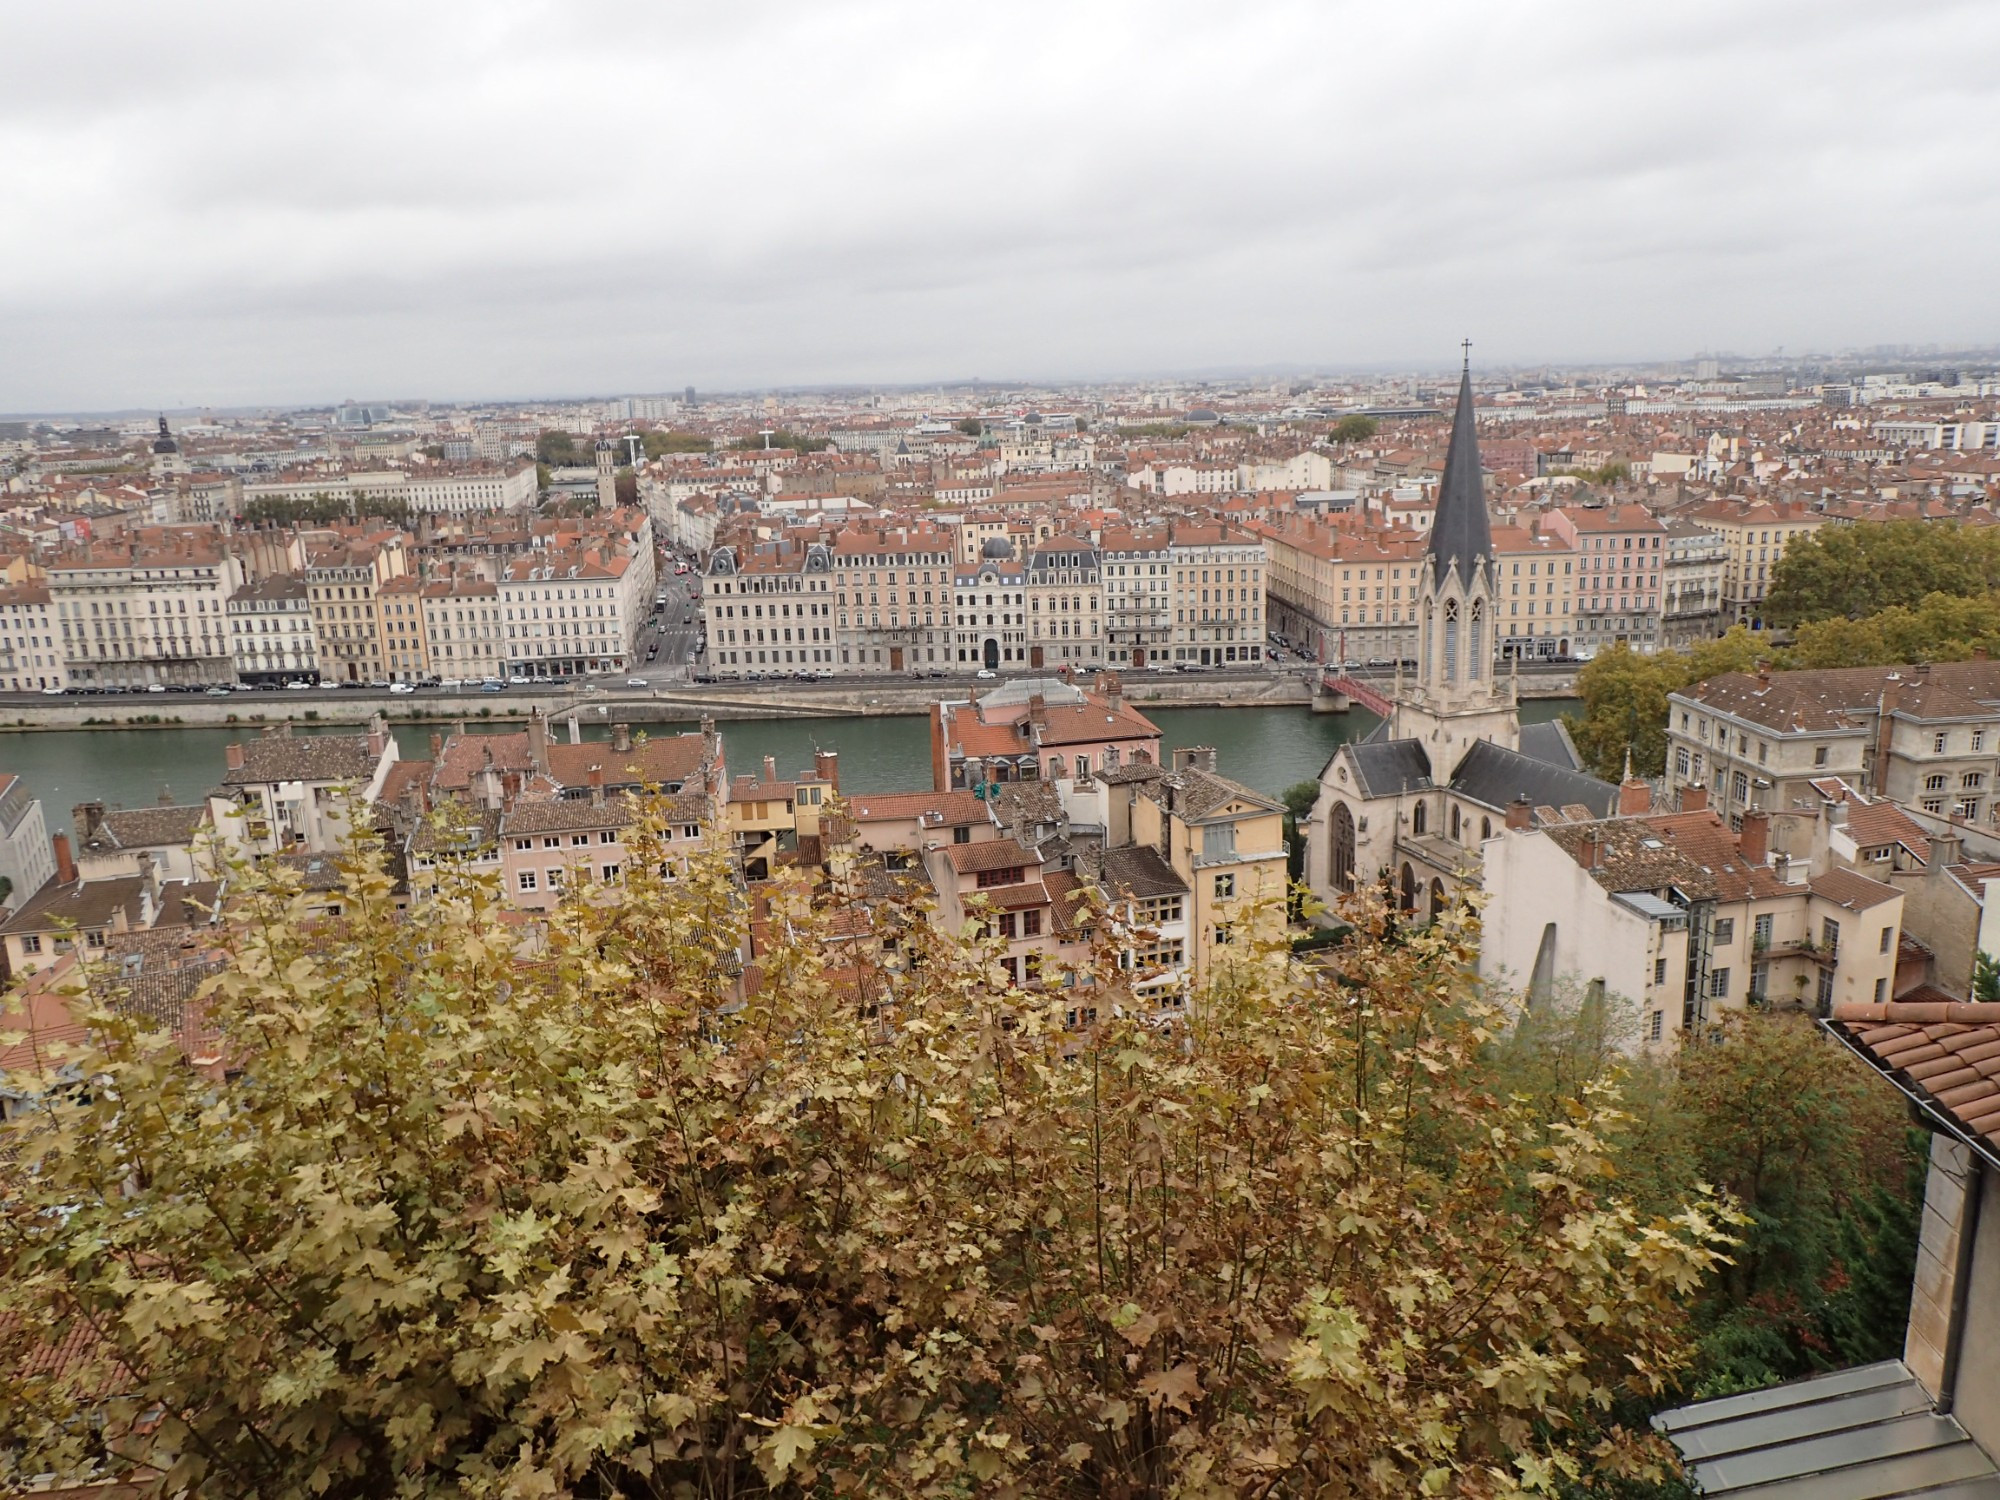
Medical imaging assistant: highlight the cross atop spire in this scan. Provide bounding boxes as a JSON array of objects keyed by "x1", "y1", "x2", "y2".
[{"x1": 1461, "y1": 338, "x2": 1472, "y2": 374}]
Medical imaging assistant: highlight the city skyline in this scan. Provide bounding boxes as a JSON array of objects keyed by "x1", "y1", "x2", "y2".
[{"x1": 4, "y1": 1, "x2": 1999, "y2": 410}]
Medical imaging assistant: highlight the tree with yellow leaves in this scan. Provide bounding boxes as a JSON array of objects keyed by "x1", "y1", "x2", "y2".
[{"x1": 0, "y1": 796, "x2": 1736, "y2": 1497}]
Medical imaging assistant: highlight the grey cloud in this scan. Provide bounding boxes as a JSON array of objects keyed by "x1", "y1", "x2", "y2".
[{"x1": 2, "y1": 0, "x2": 1999, "y2": 410}]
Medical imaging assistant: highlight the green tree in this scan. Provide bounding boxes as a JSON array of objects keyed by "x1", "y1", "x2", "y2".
[
  {"x1": 535, "y1": 428, "x2": 582, "y2": 465},
  {"x1": 613, "y1": 468, "x2": 638, "y2": 507},
  {"x1": 1763, "y1": 520, "x2": 2000, "y2": 628},
  {"x1": 1331, "y1": 414, "x2": 1379, "y2": 443},
  {"x1": 727, "y1": 429, "x2": 831, "y2": 454},
  {"x1": 1280, "y1": 778, "x2": 1320, "y2": 884},
  {"x1": 639, "y1": 429, "x2": 712, "y2": 458},
  {"x1": 0, "y1": 825, "x2": 1736, "y2": 1498},
  {"x1": 1564, "y1": 628, "x2": 1767, "y2": 780},
  {"x1": 957, "y1": 417, "x2": 983, "y2": 437}
]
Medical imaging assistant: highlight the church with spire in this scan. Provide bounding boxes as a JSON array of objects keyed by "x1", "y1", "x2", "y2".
[{"x1": 1305, "y1": 354, "x2": 1623, "y2": 921}]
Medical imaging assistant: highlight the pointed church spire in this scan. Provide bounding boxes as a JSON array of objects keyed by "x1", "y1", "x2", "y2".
[{"x1": 1426, "y1": 359, "x2": 1491, "y2": 590}]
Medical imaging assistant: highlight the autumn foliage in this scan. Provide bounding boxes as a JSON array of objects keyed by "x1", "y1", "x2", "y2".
[{"x1": 0, "y1": 800, "x2": 1738, "y2": 1498}]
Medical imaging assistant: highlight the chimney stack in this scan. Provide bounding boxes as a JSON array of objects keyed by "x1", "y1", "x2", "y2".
[
  {"x1": 1739, "y1": 809, "x2": 1770, "y2": 866},
  {"x1": 1028, "y1": 694, "x2": 1049, "y2": 731},
  {"x1": 73, "y1": 801, "x2": 106, "y2": 844},
  {"x1": 612, "y1": 723, "x2": 631, "y2": 753},
  {"x1": 1679, "y1": 782, "x2": 1708, "y2": 813},
  {"x1": 568, "y1": 714, "x2": 582, "y2": 745},
  {"x1": 430, "y1": 732, "x2": 443, "y2": 761},
  {"x1": 527, "y1": 709, "x2": 550, "y2": 775},
  {"x1": 1931, "y1": 824, "x2": 1964, "y2": 876},
  {"x1": 1506, "y1": 795, "x2": 1533, "y2": 831},
  {"x1": 1097, "y1": 670, "x2": 1123, "y2": 711},
  {"x1": 53, "y1": 832, "x2": 75, "y2": 886},
  {"x1": 1756, "y1": 660, "x2": 1771, "y2": 687},
  {"x1": 225, "y1": 743, "x2": 245, "y2": 772},
  {"x1": 762, "y1": 755, "x2": 778, "y2": 783},
  {"x1": 814, "y1": 749, "x2": 840, "y2": 791},
  {"x1": 1618, "y1": 777, "x2": 1652, "y2": 816},
  {"x1": 588, "y1": 765, "x2": 604, "y2": 805}
]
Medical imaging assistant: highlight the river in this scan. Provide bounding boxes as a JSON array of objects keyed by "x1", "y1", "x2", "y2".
[{"x1": 0, "y1": 700, "x2": 1581, "y2": 813}]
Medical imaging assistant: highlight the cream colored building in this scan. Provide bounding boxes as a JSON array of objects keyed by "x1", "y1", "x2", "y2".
[
  {"x1": 0, "y1": 584, "x2": 68, "y2": 692},
  {"x1": 1024, "y1": 535, "x2": 1103, "y2": 672},
  {"x1": 1685, "y1": 498, "x2": 1824, "y2": 627},
  {"x1": 421, "y1": 575, "x2": 505, "y2": 683},
  {"x1": 1167, "y1": 521, "x2": 1267, "y2": 668},
  {"x1": 227, "y1": 574, "x2": 318, "y2": 685},
  {"x1": 50, "y1": 528, "x2": 244, "y2": 689},
  {"x1": 1490, "y1": 524, "x2": 1575, "y2": 662},
  {"x1": 306, "y1": 531, "x2": 411, "y2": 685},
  {"x1": 1481, "y1": 801, "x2": 1904, "y2": 1047}
]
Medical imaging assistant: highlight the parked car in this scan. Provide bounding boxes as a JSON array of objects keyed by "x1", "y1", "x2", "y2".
[
  {"x1": 626, "y1": 678, "x2": 648, "y2": 689},
  {"x1": 388, "y1": 682, "x2": 416, "y2": 695},
  {"x1": 975, "y1": 668, "x2": 997, "y2": 680},
  {"x1": 508, "y1": 673, "x2": 531, "y2": 685},
  {"x1": 146, "y1": 682, "x2": 167, "y2": 693},
  {"x1": 480, "y1": 679, "x2": 505, "y2": 692},
  {"x1": 439, "y1": 678, "x2": 463, "y2": 690},
  {"x1": 40, "y1": 685, "x2": 62, "y2": 696},
  {"x1": 204, "y1": 686, "x2": 232, "y2": 697},
  {"x1": 285, "y1": 680, "x2": 312, "y2": 690}
]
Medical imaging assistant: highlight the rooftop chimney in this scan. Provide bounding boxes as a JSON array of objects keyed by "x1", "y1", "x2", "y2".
[
  {"x1": 225, "y1": 743, "x2": 245, "y2": 772},
  {"x1": 612, "y1": 723, "x2": 632, "y2": 754},
  {"x1": 762, "y1": 755, "x2": 778, "y2": 783},
  {"x1": 527, "y1": 709, "x2": 550, "y2": 775},
  {"x1": 588, "y1": 765, "x2": 604, "y2": 805},
  {"x1": 73, "y1": 801, "x2": 106, "y2": 844},
  {"x1": 1738, "y1": 809, "x2": 1770, "y2": 866},
  {"x1": 1618, "y1": 777, "x2": 1652, "y2": 816},
  {"x1": 1097, "y1": 670, "x2": 1124, "y2": 711},
  {"x1": 53, "y1": 832, "x2": 75, "y2": 886},
  {"x1": 1506, "y1": 795, "x2": 1533, "y2": 831},
  {"x1": 814, "y1": 749, "x2": 840, "y2": 791},
  {"x1": 1578, "y1": 831, "x2": 1602, "y2": 870},
  {"x1": 1755, "y1": 660, "x2": 1771, "y2": 686},
  {"x1": 1679, "y1": 782, "x2": 1708, "y2": 813},
  {"x1": 1028, "y1": 693, "x2": 1049, "y2": 731}
]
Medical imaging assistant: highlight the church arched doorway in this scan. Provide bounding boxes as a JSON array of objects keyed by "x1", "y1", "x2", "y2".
[
  {"x1": 1330, "y1": 801, "x2": 1356, "y2": 892},
  {"x1": 1428, "y1": 878, "x2": 1446, "y2": 924},
  {"x1": 1399, "y1": 863, "x2": 1417, "y2": 913}
]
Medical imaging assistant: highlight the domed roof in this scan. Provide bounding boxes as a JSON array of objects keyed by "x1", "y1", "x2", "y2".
[
  {"x1": 151, "y1": 415, "x2": 178, "y2": 454},
  {"x1": 980, "y1": 537, "x2": 1014, "y2": 560}
]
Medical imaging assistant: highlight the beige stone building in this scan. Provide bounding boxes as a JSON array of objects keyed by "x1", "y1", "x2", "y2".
[{"x1": 1684, "y1": 497, "x2": 1823, "y2": 627}]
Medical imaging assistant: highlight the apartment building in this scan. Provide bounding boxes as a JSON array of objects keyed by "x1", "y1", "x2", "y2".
[
  {"x1": 1482, "y1": 800, "x2": 1904, "y2": 1045},
  {"x1": 952, "y1": 541, "x2": 1031, "y2": 673},
  {"x1": 703, "y1": 537, "x2": 839, "y2": 678},
  {"x1": 1100, "y1": 526, "x2": 1174, "y2": 670},
  {"x1": 1253, "y1": 518, "x2": 1426, "y2": 665},
  {"x1": 1024, "y1": 536, "x2": 1103, "y2": 671},
  {"x1": 305, "y1": 532, "x2": 410, "y2": 685},
  {"x1": 226, "y1": 574, "x2": 318, "y2": 685},
  {"x1": 1538, "y1": 504, "x2": 1666, "y2": 652},
  {"x1": 1685, "y1": 499, "x2": 1824, "y2": 628},
  {"x1": 1128, "y1": 749, "x2": 1287, "y2": 987},
  {"x1": 0, "y1": 584, "x2": 67, "y2": 692},
  {"x1": 1168, "y1": 523, "x2": 1266, "y2": 667},
  {"x1": 1666, "y1": 661, "x2": 2000, "y2": 829},
  {"x1": 499, "y1": 549, "x2": 642, "y2": 679},
  {"x1": 832, "y1": 525, "x2": 957, "y2": 674},
  {"x1": 379, "y1": 575, "x2": 431, "y2": 682},
  {"x1": 0, "y1": 775, "x2": 56, "y2": 917},
  {"x1": 49, "y1": 528, "x2": 243, "y2": 688},
  {"x1": 1660, "y1": 516, "x2": 1728, "y2": 647},
  {"x1": 1490, "y1": 525, "x2": 1576, "y2": 662},
  {"x1": 208, "y1": 720, "x2": 400, "y2": 858},
  {"x1": 421, "y1": 576, "x2": 505, "y2": 683},
  {"x1": 241, "y1": 461, "x2": 536, "y2": 516}
]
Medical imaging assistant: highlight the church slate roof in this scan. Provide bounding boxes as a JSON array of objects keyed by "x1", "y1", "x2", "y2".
[
  {"x1": 1448, "y1": 738, "x2": 1617, "y2": 818},
  {"x1": 1518, "y1": 719, "x2": 1584, "y2": 771},
  {"x1": 1345, "y1": 740, "x2": 1431, "y2": 799},
  {"x1": 1426, "y1": 366, "x2": 1494, "y2": 591}
]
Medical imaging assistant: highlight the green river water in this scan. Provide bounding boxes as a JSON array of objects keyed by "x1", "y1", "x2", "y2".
[{"x1": 0, "y1": 701, "x2": 1580, "y2": 814}]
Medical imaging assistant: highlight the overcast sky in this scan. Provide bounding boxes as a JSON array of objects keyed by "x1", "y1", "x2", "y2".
[{"x1": 4, "y1": 0, "x2": 1997, "y2": 412}]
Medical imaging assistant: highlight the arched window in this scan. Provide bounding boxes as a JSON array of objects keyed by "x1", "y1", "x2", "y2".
[
  {"x1": 1412, "y1": 801, "x2": 1428, "y2": 835},
  {"x1": 1480, "y1": 816, "x2": 1492, "y2": 841},
  {"x1": 1449, "y1": 805, "x2": 1462, "y2": 842},
  {"x1": 1429, "y1": 878, "x2": 1446, "y2": 924},
  {"x1": 1399, "y1": 863, "x2": 1417, "y2": 913},
  {"x1": 1330, "y1": 801, "x2": 1356, "y2": 891},
  {"x1": 1469, "y1": 599, "x2": 1484, "y2": 681},
  {"x1": 1443, "y1": 598, "x2": 1459, "y2": 683}
]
